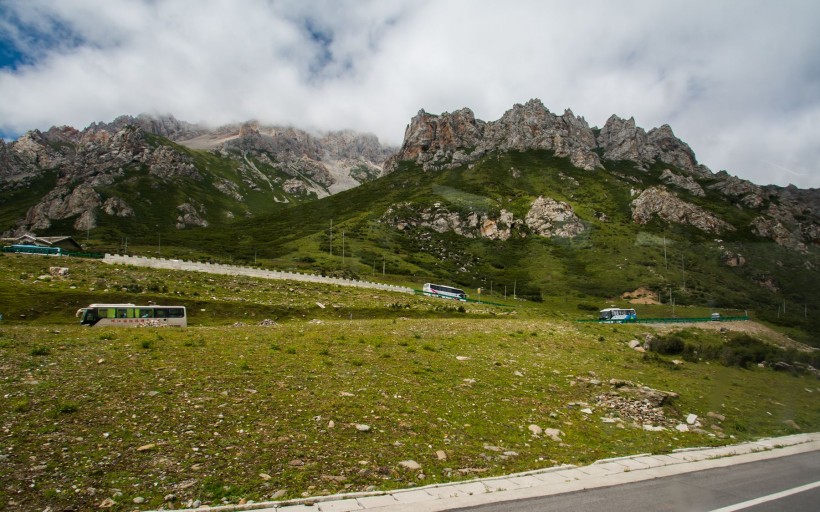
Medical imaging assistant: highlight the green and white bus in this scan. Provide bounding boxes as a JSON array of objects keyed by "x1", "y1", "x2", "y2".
[
  {"x1": 598, "y1": 307, "x2": 637, "y2": 323},
  {"x1": 76, "y1": 303, "x2": 187, "y2": 327}
]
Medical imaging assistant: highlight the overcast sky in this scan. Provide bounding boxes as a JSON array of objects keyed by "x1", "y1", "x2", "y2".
[{"x1": 1, "y1": 0, "x2": 818, "y2": 188}]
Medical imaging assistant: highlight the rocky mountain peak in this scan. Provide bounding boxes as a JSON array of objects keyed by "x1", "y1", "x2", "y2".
[
  {"x1": 389, "y1": 100, "x2": 717, "y2": 179},
  {"x1": 387, "y1": 98, "x2": 601, "y2": 172}
]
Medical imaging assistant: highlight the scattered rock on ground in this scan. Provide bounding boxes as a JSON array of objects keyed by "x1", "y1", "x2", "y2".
[
  {"x1": 544, "y1": 428, "x2": 563, "y2": 442},
  {"x1": 783, "y1": 419, "x2": 801, "y2": 430}
]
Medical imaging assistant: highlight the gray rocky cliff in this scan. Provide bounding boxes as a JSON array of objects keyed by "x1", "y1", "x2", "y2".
[
  {"x1": 382, "y1": 196, "x2": 586, "y2": 241},
  {"x1": 386, "y1": 100, "x2": 600, "y2": 172},
  {"x1": 630, "y1": 186, "x2": 735, "y2": 234},
  {"x1": 0, "y1": 114, "x2": 395, "y2": 234}
]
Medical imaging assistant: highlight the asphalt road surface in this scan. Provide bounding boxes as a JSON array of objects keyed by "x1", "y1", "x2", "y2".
[{"x1": 451, "y1": 451, "x2": 820, "y2": 512}]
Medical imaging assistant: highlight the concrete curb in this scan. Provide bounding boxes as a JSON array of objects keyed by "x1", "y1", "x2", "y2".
[{"x1": 159, "y1": 433, "x2": 820, "y2": 512}]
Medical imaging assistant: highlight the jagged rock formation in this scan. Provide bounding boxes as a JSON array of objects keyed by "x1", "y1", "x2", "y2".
[
  {"x1": 708, "y1": 171, "x2": 768, "y2": 208},
  {"x1": 175, "y1": 202, "x2": 209, "y2": 229},
  {"x1": 630, "y1": 186, "x2": 735, "y2": 234},
  {"x1": 0, "y1": 115, "x2": 394, "y2": 234},
  {"x1": 721, "y1": 250, "x2": 746, "y2": 267},
  {"x1": 524, "y1": 196, "x2": 586, "y2": 238},
  {"x1": 382, "y1": 196, "x2": 585, "y2": 241},
  {"x1": 385, "y1": 100, "x2": 600, "y2": 172},
  {"x1": 660, "y1": 169, "x2": 705, "y2": 197},
  {"x1": 598, "y1": 118, "x2": 709, "y2": 177},
  {"x1": 385, "y1": 99, "x2": 713, "y2": 176},
  {"x1": 181, "y1": 122, "x2": 388, "y2": 196}
]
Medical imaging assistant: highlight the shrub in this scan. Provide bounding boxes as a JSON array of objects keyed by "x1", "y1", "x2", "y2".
[
  {"x1": 576, "y1": 303, "x2": 599, "y2": 311},
  {"x1": 719, "y1": 334, "x2": 775, "y2": 368},
  {"x1": 30, "y1": 346, "x2": 51, "y2": 356},
  {"x1": 650, "y1": 335, "x2": 685, "y2": 355},
  {"x1": 57, "y1": 401, "x2": 79, "y2": 414}
]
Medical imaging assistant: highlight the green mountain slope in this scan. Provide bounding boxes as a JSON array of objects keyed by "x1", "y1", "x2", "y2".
[{"x1": 146, "y1": 149, "x2": 819, "y2": 344}]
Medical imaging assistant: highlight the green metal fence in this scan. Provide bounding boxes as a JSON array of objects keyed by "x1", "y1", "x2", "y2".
[
  {"x1": 64, "y1": 250, "x2": 105, "y2": 259},
  {"x1": 577, "y1": 316, "x2": 749, "y2": 324}
]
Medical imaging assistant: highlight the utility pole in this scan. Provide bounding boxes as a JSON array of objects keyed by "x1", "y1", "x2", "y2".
[
  {"x1": 663, "y1": 236, "x2": 667, "y2": 270},
  {"x1": 329, "y1": 219, "x2": 333, "y2": 257}
]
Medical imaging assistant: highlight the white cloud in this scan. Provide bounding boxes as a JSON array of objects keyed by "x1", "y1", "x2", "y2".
[{"x1": 1, "y1": 0, "x2": 818, "y2": 188}]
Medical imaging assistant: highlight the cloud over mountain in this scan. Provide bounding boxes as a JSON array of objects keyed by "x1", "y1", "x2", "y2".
[{"x1": 1, "y1": 0, "x2": 818, "y2": 188}]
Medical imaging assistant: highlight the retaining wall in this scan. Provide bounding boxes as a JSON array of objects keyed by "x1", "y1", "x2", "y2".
[{"x1": 103, "y1": 254, "x2": 414, "y2": 295}]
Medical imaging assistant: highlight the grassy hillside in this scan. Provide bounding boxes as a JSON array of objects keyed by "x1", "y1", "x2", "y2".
[
  {"x1": 1, "y1": 252, "x2": 818, "y2": 511},
  {"x1": 144, "y1": 151, "x2": 820, "y2": 345},
  {"x1": 9, "y1": 147, "x2": 819, "y2": 343}
]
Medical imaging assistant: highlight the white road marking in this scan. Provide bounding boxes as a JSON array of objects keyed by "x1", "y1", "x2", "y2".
[{"x1": 709, "y1": 480, "x2": 820, "y2": 511}]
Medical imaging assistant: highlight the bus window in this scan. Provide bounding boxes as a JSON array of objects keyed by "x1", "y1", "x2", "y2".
[
  {"x1": 155, "y1": 309, "x2": 167, "y2": 318},
  {"x1": 167, "y1": 308, "x2": 184, "y2": 318},
  {"x1": 138, "y1": 309, "x2": 153, "y2": 318}
]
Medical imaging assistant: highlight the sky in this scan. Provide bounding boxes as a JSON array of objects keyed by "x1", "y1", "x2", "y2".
[{"x1": 0, "y1": 0, "x2": 818, "y2": 189}]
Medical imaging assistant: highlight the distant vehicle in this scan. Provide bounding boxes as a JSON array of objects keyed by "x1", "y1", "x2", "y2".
[
  {"x1": 599, "y1": 308, "x2": 637, "y2": 323},
  {"x1": 3, "y1": 244, "x2": 62, "y2": 256},
  {"x1": 422, "y1": 283, "x2": 467, "y2": 301},
  {"x1": 711, "y1": 312, "x2": 721, "y2": 321},
  {"x1": 76, "y1": 303, "x2": 187, "y2": 327}
]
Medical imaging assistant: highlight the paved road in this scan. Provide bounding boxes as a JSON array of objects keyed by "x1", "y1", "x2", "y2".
[{"x1": 449, "y1": 451, "x2": 820, "y2": 512}]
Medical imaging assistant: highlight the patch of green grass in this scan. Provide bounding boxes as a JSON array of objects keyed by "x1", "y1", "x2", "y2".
[{"x1": 56, "y1": 401, "x2": 79, "y2": 414}]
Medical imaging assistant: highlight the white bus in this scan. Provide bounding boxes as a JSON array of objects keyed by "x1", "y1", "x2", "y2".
[
  {"x1": 422, "y1": 283, "x2": 467, "y2": 301},
  {"x1": 76, "y1": 303, "x2": 187, "y2": 327},
  {"x1": 599, "y1": 307, "x2": 637, "y2": 323}
]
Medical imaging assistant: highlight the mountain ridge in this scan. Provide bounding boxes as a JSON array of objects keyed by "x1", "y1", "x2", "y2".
[
  {"x1": 0, "y1": 114, "x2": 395, "y2": 235},
  {"x1": 384, "y1": 99, "x2": 818, "y2": 253},
  {"x1": 1, "y1": 100, "x2": 818, "y2": 254}
]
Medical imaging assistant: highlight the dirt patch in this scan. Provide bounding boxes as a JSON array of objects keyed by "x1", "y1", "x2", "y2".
[
  {"x1": 650, "y1": 320, "x2": 815, "y2": 352},
  {"x1": 622, "y1": 287, "x2": 659, "y2": 304}
]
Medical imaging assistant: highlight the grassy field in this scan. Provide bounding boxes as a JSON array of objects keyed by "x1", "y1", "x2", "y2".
[{"x1": 1, "y1": 254, "x2": 819, "y2": 511}]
